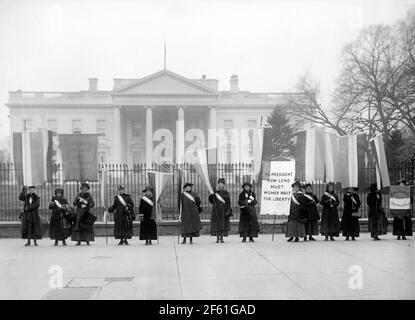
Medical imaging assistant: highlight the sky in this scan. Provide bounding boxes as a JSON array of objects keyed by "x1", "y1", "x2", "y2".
[{"x1": 0, "y1": 0, "x2": 414, "y2": 139}]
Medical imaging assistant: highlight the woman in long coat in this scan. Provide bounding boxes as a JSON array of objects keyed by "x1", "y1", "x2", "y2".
[
  {"x1": 238, "y1": 182, "x2": 260, "y2": 242},
  {"x1": 392, "y1": 179, "x2": 412, "y2": 240},
  {"x1": 340, "y1": 187, "x2": 361, "y2": 240},
  {"x1": 286, "y1": 181, "x2": 307, "y2": 242},
  {"x1": 209, "y1": 178, "x2": 232, "y2": 243},
  {"x1": 180, "y1": 182, "x2": 203, "y2": 244},
  {"x1": 367, "y1": 183, "x2": 388, "y2": 240},
  {"x1": 139, "y1": 186, "x2": 157, "y2": 245},
  {"x1": 108, "y1": 185, "x2": 135, "y2": 245},
  {"x1": 48, "y1": 188, "x2": 71, "y2": 246},
  {"x1": 72, "y1": 182, "x2": 96, "y2": 245},
  {"x1": 320, "y1": 182, "x2": 340, "y2": 241},
  {"x1": 303, "y1": 183, "x2": 319, "y2": 241},
  {"x1": 19, "y1": 186, "x2": 42, "y2": 246}
]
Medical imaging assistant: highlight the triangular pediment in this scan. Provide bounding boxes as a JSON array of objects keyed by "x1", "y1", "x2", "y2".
[{"x1": 114, "y1": 70, "x2": 217, "y2": 95}]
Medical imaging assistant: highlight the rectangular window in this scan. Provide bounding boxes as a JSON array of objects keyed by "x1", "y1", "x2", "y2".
[
  {"x1": 132, "y1": 120, "x2": 142, "y2": 138},
  {"x1": 47, "y1": 119, "x2": 57, "y2": 132},
  {"x1": 132, "y1": 151, "x2": 141, "y2": 164},
  {"x1": 248, "y1": 120, "x2": 257, "y2": 157},
  {"x1": 97, "y1": 120, "x2": 106, "y2": 136},
  {"x1": 72, "y1": 119, "x2": 82, "y2": 134},
  {"x1": 224, "y1": 119, "x2": 233, "y2": 129},
  {"x1": 23, "y1": 119, "x2": 32, "y2": 131}
]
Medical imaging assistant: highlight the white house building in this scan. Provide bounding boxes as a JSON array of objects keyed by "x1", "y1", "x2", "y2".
[{"x1": 6, "y1": 69, "x2": 308, "y2": 165}]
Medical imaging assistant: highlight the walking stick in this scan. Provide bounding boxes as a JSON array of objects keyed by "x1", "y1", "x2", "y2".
[{"x1": 271, "y1": 215, "x2": 277, "y2": 242}]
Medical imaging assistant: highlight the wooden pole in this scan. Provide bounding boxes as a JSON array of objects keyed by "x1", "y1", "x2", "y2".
[{"x1": 271, "y1": 215, "x2": 277, "y2": 242}]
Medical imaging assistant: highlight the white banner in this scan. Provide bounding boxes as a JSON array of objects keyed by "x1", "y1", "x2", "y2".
[{"x1": 260, "y1": 160, "x2": 296, "y2": 215}]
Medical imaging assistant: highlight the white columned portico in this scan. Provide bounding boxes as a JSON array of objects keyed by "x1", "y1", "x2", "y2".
[
  {"x1": 145, "y1": 106, "x2": 153, "y2": 167},
  {"x1": 112, "y1": 105, "x2": 122, "y2": 163},
  {"x1": 208, "y1": 106, "x2": 217, "y2": 163},
  {"x1": 176, "y1": 106, "x2": 185, "y2": 163}
]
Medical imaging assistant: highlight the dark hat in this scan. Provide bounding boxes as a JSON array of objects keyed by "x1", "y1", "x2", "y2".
[
  {"x1": 218, "y1": 178, "x2": 226, "y2": 184},
  {"x1": 183, "y1": 182, "x2": 193, "y2": 189},
  {"x1": 80, "y1": 183, "x2": 90, "y2": 190},
  {"x1": 369, "y1": 183, "x2": 378, "y2": 191},
  {"x1": 117, "y1": 185, "x2": 125, "y2": 191},
  {"x1": 28, "y1": 185, "x2": 36, "y2": 189},
  {"x1": 303, "y1": 183, "x2": 312, "y2": 189},
  {"x1": 242, "y1": 182, "x2": 252, "y2": 189},
  {"x1": 54, "y1": 188, "x2": 64, "y2": 195},
  {"x1": 291, "y1": 181, "x2": 301, "y2": 188},
  {"x1": 397, "y1": 178, "x2": 407, "y2": 184},
  {"x1": 142, "y1": 185, "x2": 154, "y2": 193}
]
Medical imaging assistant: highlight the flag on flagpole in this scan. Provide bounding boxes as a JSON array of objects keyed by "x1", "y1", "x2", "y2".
[
  {"x1": 252, "y1": 127, "x2": 264, "y2": 182},
  {"x1": 14, "y1": 129, "x2": 53, "y2": 186},
  {"x1": 324, "y1": 132, "x2": 340, "y2": 182},
  {"x1": 338, "y1": 134, "x2": 359, "y2": 188},
  {"x1": 189, "y1": 148, "x2": 214, "y2": 194},
  {"x1": 147, "y1": 171, "x2": 174, "y2": 224},
  {"x1": 369, "y1": 133, "x2": 390, "y2": 188}
]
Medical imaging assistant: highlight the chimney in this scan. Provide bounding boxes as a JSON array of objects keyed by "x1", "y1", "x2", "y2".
[
  {"x1": 88, "y1": 78, "x2": 98, "y2": 92},
  {"x1": 230, "y1": 74, "x2": 239, "y2": 93}
]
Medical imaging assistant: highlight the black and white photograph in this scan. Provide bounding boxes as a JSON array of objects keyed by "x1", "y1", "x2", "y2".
[{"x1": 0, "y1": 0, "x2": 414, "y2": 306}]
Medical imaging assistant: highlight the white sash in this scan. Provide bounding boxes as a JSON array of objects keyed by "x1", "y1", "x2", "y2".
[
  {"x1": 215, "y1": 192, "x2": 226, "y2": 203},
  {"x1": 117, "y1": 194, "x2": 127, "y2": 207},
  {"x1": 291, "y1": 194, "x2": 300, "y2": 205},
  {"x1": 78, "y1": 196, "x2": 88, "y2": 205},
  {"x1": 54, "y1": 199, "x2": 63, "y2": 209},
  {"x1": 303, "y1": 193, "x2": 315, "y2": 202},
  {"x1": 351, "y1": 195, "x2": 357, "y2": 205},
  {"x1": 29, "y1": 197, "x2": 33, "y2": 205},
  {"x1": 142, "y1": 196, "x2": 153, "y2": 207},
  {"x1": 324, "y1": 192, "x2": 336, "y2": 202},
  {"x1": 183, "y1": 191, "x2": 196, "y2": 203}
]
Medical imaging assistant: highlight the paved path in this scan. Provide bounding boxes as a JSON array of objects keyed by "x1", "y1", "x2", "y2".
[{"x1": 0, "y1": 233, "x2": 414, "y2": 300}]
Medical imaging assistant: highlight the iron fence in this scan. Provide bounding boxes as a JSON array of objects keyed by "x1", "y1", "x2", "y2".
[{"x1": 0, "y1": 161, "x2": 414, "y2": 222}]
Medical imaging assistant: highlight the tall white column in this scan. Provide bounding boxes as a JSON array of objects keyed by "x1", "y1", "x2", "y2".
[
  {"x1": 112, "y1": 105, "x2": 122, "y2": 164},
  {"x1": 208, "y1": 106, "x2": 217, "y2": 164},
  {"x1": 145, "y1": 106, "x2": 153, "y2": 167},
  {"x1": 176, "y1": 106, "x2": 185, "y2": 163}
]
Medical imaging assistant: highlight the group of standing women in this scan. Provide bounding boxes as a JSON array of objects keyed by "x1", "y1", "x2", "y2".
[
  {"x1": 285, "y1": 179, "x2": 413, "y2": 242},
  {"x1": 18, "y1": 177, "x2": 412, "y2": 246}
]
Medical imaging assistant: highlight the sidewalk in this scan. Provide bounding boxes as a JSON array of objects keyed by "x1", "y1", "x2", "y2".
[{"x1": 0, "y1": 233, "x2": 414, "y2": 300}]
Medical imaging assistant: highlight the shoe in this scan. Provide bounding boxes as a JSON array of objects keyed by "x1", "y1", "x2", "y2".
[
  {"x1": 294, "y1": 237, "x2": 299, "y2": 242},
  {"x1": 309, "y1": 237, "x2": 316, "y2": 241},
  {"x1": 287, "y1": 237, "x2": 293, "y2": 242},
  {"x1": 242, "y1": 237, "x2": 247, "y2": 243},
  {"x1": 124, "y1": 240, "x2": 129, "y2": 245},
  {"x1": 118, "y1": 240, "x2": 124, "y2": 245},
  {"x1": 181, "y1": 239, "x2": 186, "y2": 244},
  {"x1": 76, "y1": 242, "x2": 81, "y2": 246},
  {"x1": 397, "y1": 236, "x2": 401, "y2": 240},
  {"x1": 54, "y1": 241, "x2": 58, "y2": 246},
  {"x1": 86, "y1": 241, "x2": 90, "y2": 246},
  {"x1": 34, "y1": 242, "x2": 38, "y2": 246},
  {"x1": 374, "y1": 236, "x2": 381, "y2": 241},
  {"x1": 220, "y1": 239, "x2": 224, "y2": 243},
  {"x1": 325, "y1": 236, "x2": 328, "y2": 241},
  {"x1": 345, "y1": 237, "x2": 349, "y2": 241},
  {"x1": 330, "y1": 236, "x2": 335, "y2": 241},
  {"x1": 62, "y1": 240, "x2": 67, "y2": 246},
  {"x1": 149, "y1": 240, "x2": 152, "y2": 245},
  {"x1": 189, "y1": 238, "x2": 193, "y2": 244},
  {"x1": 402, "y1": 236, "x2": 407, "y2": 240},
  {"x1": 24, "y1": 242, "x2": 30, "y2": 246},
  {"x1": 216, "y1": 239, "x2": 220, "y2": 243},
  {"x1": 145, "y1": 240, "x2": 149, "y2": 245},
  {"x1": 351, "y1": 237, "x2": 355, "y2": 241},
  {"x1": 249, "y1": 237, "x2": 254, "y2": 242},
  {"x1": 303, "y1": 237, "x2": 307, "y2": 242}
]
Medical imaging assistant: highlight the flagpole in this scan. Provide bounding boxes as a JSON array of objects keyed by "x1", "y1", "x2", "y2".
[{"x1": 271, "y1": 215, "x2": 277, "y2": 242}]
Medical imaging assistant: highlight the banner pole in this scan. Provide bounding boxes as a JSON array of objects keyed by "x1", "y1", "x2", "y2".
[{"x1": 271, "y1": 215, "x2": 277, "y2": 242}]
